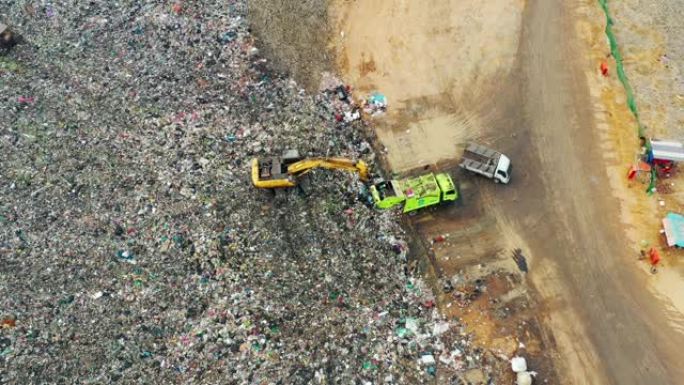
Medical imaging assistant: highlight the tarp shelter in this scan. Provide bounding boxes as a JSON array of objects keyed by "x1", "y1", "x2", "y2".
[
  {"x1": 662, "y1": 212, "x2": 684, "y2": 247},
  {"x1": 650, "y1": 139, "x2": 684, "y2": 162}
]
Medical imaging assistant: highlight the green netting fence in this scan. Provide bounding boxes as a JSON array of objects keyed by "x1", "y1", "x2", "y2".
[{"x1": 597, "y1": 0, "x2": 656, "y2": 193}]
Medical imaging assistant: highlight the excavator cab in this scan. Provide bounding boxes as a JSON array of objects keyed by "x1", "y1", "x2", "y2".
[
  {"x1": 257, "y1": 150, "x2": 301, "y2": 179},
  {"x1": 252, "y1": 150, "x2": 302, "y2": 189}
]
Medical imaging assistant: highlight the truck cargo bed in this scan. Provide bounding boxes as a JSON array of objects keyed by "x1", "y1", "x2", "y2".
[{"x1": 459, "y1": 143, "x2": 501, "y2": 175}]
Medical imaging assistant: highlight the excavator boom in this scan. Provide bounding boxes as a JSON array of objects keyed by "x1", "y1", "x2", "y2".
[
  {"x1": 287, "y1": 158, "x2": 369, "y2": 181},
  {"x1": 251, "y1": 151, "x2": 369, "y2": 189}
]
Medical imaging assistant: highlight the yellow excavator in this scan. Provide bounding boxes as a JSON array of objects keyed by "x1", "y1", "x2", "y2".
[{"x1": 251, "y1": 150, "x2": 369, "y2": 189}]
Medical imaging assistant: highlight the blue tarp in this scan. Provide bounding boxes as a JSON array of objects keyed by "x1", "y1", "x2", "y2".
[
  {"x1": 368, "y1": 92, "x2": 387, "y2": 106},
  {"x1": 663, "y1": 212, "x2": 684, "y2": 247}
]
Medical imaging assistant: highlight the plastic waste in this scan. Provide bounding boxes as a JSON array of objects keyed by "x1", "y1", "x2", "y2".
[
  {"x1": 420, "y1": 354, "x2": 436, "y2": 365},
  {"x1": 432, "y1": 322, "x2": 449, "y2": 336},
  {"x1": 517, "y1": 371, "x2": 533, "y2": 385},
  {"x1": 511, "y1": 356, "x2": 527, "y2": 372}
]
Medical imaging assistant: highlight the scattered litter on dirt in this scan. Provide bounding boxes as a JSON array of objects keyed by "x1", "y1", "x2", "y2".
[{"x1": 365, "y1": 91, "x2": 388, "y2": 115}]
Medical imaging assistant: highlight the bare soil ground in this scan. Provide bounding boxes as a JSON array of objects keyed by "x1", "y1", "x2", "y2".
[
  {"x1": 331, "y1": 0, "x2": 524, "y2": 173},
  {"x1": 331, "y1": 0, "x2": 684, "y2": 383}
]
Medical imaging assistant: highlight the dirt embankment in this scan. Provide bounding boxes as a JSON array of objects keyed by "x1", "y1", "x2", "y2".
[{"x1": 247, "y1": 0, "x2": 332, "y2": 91}]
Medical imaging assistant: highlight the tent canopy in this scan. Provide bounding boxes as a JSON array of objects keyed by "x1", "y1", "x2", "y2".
[
  {"x1": 662, "y1": 212, "x2": 684, "y2": 247},
  {"x1": 651, "y1": 139, "x2": 684, "y2": 162}
]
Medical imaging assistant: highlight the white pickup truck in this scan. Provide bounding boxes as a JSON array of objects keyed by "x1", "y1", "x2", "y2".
[{"x1": 459, "y1": 143, "x2": 512, "y2": 184}]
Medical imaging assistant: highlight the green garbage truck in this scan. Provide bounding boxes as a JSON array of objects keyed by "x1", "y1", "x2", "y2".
[{"x1": 370, "y1": 172, "x2": 458, "y2": 213}]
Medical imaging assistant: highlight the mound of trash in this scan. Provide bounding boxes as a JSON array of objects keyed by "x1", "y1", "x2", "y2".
[{"x1": 0, "y1": 1, "x2": 482, "y2": 384}]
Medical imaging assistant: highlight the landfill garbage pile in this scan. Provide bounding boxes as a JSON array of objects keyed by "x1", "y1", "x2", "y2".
[
  {"x1": 0, "y1": 1, "x2": 481, "y2": 384},
  {"x1": 247, "y1": 0, "x2": 331, "y2": 91}
]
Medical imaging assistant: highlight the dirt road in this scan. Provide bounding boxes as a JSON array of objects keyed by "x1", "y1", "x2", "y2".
[
  {"x1": 333, "y1": 0, "x2": 684, "y2": 383},
  {"x1": 500, "y1": 0, "x2": 684, "y2": 383}
]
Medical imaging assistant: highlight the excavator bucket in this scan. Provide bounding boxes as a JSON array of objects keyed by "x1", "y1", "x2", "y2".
[{"x1": 286, "y1": 158, "x2": 369, "y2": 181}]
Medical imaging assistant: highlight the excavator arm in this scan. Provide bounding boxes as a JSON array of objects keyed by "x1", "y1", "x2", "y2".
[
  {"x1": 287, "y1": 158, "x2": 369, "y2": 181},
  {"x1": 251, "y1": 154, "x2": 369, "y2": 189}
]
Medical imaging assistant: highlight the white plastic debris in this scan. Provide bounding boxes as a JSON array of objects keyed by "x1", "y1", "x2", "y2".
[
  {"x1": 344, "y1": 110, "x2": 360, "y2": 122},
  {"x1": 432, "y1": 322, "x2": 449, "y2": 336},
  {"x1": 511, "y1": 356, "x2": 528, "y2": 372},
  {"x1": 517, "y1": 371, "x2": 534, "y2": 385},
  {"x1": 439, "y1": 354, "x2": 452, "y2": 365},
  {"x1": 405, "y1": 318, "x2": 419, "y2": 334},
  {"x1": 439, "y1": 348, "x2": 463, "y2": 366},
  {"x1": 420, "y1": 354, "x2": 436, "y2": 366}
]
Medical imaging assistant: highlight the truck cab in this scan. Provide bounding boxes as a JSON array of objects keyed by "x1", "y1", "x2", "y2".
[
  {"x1": 435, "y1": 173, "x2": 458, "y2": 200},
  {"x1": 494, "y1": 154, "x2": 512, "y2": 184}
]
